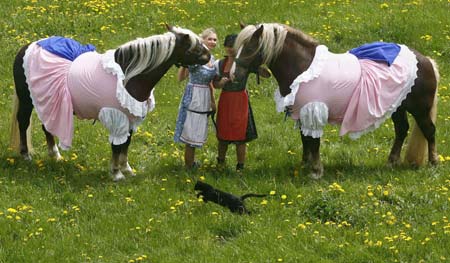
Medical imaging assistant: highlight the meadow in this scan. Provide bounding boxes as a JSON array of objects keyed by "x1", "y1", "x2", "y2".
[{"x1": 0, "y1": 0, "x2": 449, "y2": 262}]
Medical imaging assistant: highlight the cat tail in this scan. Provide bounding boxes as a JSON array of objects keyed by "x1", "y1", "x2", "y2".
[{"x1": 241, "y1": 194, "x2": 267, "y2": 200}]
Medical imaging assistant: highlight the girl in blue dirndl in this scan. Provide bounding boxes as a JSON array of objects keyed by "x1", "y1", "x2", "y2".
[{"x1": 174, "y1": 28, "x2": 218, "y2": 168}]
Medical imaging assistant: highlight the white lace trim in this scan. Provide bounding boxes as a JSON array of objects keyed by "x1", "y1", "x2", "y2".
[
  {"x1": 98, "y1": 107, "x2": 130, "y2": 145},
  {"x1": 300, "y1": 102, "x2": 329, "y2": 138},
  {"x1": 284, "y1": 45, "x2": 329, "y2": 107},
  {"x1": 101, "y1": 50, "x2": 155, "y2": 118},
  {"x1": 348, "y1": 45, "x2": 418, "y2": 139}
]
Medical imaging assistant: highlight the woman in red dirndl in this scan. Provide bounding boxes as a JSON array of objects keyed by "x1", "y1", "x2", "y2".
[{"x1": 214, "y1": 34, "x2": 258, "y2": 171}]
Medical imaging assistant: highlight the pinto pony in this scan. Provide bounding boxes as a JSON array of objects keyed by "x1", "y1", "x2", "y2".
[
  {"x1": 232, "y1": 23, "x2": 439, "y2": 179},
  {"x1": 10, "y1": 25, "x2": 211, "y2": 181}
]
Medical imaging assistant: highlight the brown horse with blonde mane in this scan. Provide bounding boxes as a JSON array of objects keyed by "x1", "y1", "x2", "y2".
[{"x1": 232, "y1": 23, "x2": 439, "y2": 179}]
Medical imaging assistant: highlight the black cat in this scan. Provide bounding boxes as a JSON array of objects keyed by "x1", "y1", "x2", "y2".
[{"x1": 194, "y1": 181, "x2": 266, "y2": 214}]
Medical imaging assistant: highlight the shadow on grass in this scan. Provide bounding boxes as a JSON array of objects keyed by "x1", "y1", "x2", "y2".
[{"x1": 0, "y1": 150, "x2": 116, "y2": 192}]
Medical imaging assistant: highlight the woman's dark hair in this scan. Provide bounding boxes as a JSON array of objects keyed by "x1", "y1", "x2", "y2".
[{"x1": 223, "y1": 34, "x2": 237, "y2": 47}]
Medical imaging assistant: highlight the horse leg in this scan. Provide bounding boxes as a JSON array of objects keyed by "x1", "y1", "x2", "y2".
[
  {"x1": 119, "y1": 131, "x2": 135, "y2": 176},
  {"x1": 302, "y1": 134, "x2": 323, "y2": 179},
  {"x1": 110, "y1": 132, "x2": 133, "y2": 181},
  {"x1": 388, "y1": 108, "x2": 409, "y2": 165},
  {"x1": 13, "y1": 48, "x2": 33, "y2": 160},
  {"x1": 300, "y1": 133, "x2": 312, "y2": 164},
  {"x1": 16, "y1": 100, "x2": 33, "y2": 160},
  {"x1": 42, "y1": 125, "x2": 62, "y2": 160},
  {"x1": 404, "y1": 52, "x2": 439, "y2": 166},
  {"x1": 111, "y1": 143, "x2": 125, "y2": 181},
  {"x1": 411, "y1": 113, "x2": 438, "y2": 165}
]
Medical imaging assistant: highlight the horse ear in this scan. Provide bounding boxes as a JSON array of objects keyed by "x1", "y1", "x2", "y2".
[
  {"x1": 180, "y1": 34, "x2": 191, "y2": 48},
  {"x1": 239, "y1": 21, "x2": 247, "y2": 29},
  {"x1": 253, "y1": 25, "x2": 264, "y2": 39},
  {"x1": 165, "y1": 23, "x2": 173, "y2": 32}
]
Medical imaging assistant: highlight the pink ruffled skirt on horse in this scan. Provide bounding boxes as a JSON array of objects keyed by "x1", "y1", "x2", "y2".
[
  {"x1": 23, "y1": 42, "x2": 152, "y2": 149},
  {"x1": 276, "y1": 44, "x2": 418, "y2": 139}
]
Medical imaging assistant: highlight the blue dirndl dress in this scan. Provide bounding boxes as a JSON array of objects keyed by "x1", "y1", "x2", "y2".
[{"x1": 174, "y1": 59, "x2": 216, "y2": 147}]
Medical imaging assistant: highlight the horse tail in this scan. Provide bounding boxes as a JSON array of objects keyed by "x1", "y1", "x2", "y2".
[
  {"x1": 9, "y1": 90, "x2": 21, "y2": 151},
  {"x1": 404, "y1": 58, "x2": 439, "y2": 166}
]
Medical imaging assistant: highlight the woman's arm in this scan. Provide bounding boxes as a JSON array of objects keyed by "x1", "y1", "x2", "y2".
[
  {"x1": 177, "y1": 67, "x2": 189, "y2": 81},
  {"x1": 209, "y1": 83, "x2": 216, "y2": 112}
]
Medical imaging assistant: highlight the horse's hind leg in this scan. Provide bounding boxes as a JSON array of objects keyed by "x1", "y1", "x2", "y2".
[
  {"x1": 42, "y1": 125, "x2": 62, "y2": 160},
  {"x1": 412, "y1": 112, "x2": 438, "y2": 165},
  {"x1": 16, "y1": 99, "x2": 33, "y2": 160},
  {"x1": 388, "y1": 107, "x2": 409, "y2": 165},
  {"x1": 404, "y1": 53, "x2": 439, "y2": 166},
  {"x1": 13, "y1": 45, "x2": 33, "y2": 160}
]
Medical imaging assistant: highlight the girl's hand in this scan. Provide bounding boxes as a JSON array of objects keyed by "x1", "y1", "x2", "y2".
[{"x1": 219, "y1": 77, "x2": 230, "y2": 87}]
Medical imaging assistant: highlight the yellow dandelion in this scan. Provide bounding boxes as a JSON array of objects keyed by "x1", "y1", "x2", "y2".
[{"x1": 7, "y1": 208, "x2": 18, "y2": 213}]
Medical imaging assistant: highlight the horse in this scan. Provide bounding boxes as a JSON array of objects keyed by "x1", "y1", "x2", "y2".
[
  {"x1": 231, "y1": 23, "x2": 439, "y2": 179},
  {"x1": 10, "y1": 24, "x2": 211, "y2": 181}
]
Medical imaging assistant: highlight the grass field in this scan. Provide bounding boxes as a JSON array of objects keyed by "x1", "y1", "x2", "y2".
[{"x1": 0, "y1": 0, "x2": 449, "y2": 262}]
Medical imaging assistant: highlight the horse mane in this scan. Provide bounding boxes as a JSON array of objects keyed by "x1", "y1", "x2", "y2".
[
  {"x1": 115, "y1": 26, "x2": 200, "y2": 85},
  {"x1": 235, "y1": 23, "x2": 319, "y2": 65}
]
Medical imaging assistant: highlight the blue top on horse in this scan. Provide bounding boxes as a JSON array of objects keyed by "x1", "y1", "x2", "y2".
[
  {"x1": 231, "y1": 23, "x2": 439, "y2": 179},
  {"x1": 10, "y1": 24, "x2": 211, "y2": 181}
]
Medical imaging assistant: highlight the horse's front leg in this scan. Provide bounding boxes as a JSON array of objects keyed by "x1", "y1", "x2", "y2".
[
  {"x1": 110, "y1": 132, "x2": 133, "y2": 181},
  {"x1": 119, "y1": 131, "x2": 135, "y2": 177},
  {"x1": 42, "y1": 125, "x2": 63, "y2": 160},
  {"x1": 301, "y1": 133, "x2": 323, "y2": 179},
  {"x1": 300, "y1": 133, "x2": 312, "y2": 164}
]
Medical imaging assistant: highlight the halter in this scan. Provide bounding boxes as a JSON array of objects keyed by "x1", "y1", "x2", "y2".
[
  {"x1": 234, "y1": 50, "x2": 263, "y2": 84},
  {"x1": 175, "y1": 41, "x2": 208, "y2": 68}
]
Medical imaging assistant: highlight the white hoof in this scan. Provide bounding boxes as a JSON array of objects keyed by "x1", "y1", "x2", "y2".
[
  {"x1": 121, "y1": 162, "x2": 136, "y2": 177},
  {"x1": 309, "y1": 172, "x2": 323, "y2": 180},
  {"x1": 22, "y1": 153, "x2": 32, "y2": 161},
  {"x1": 48, "y1": 146, "x2": 63, "y2": 161},
  {"x1": 112, "y1": 171, "x2": 126, "y2": 182}
]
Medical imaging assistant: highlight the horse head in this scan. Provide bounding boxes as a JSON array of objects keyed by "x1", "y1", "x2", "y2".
[
  {"x1": 231, "y1": 24, "x2": 265, "y2": 83},
  {"x1": 166, "y1": 24, "x2": 211, "y2": 67}
]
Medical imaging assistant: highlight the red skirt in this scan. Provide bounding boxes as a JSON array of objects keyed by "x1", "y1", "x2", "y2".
[{"x1": 216, "y1": 90, "x2": 248, "y2": 141}]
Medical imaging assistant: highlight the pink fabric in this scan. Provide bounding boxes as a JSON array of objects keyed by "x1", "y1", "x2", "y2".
[
  {"x1": 24, "y1": 43, "x2": 74, "y2": 148},
  {"x1": 67, "y1": 52, "x2": 135, "y2": 121},
  {"x1": 289, "y1": 45, "x2": 417, "y2": 137},
  {"x1": 24, "y1": 44, "x2": 140, "y2": 149}
]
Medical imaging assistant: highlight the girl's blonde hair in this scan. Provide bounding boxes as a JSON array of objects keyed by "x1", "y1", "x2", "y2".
[{"x1": 200, "y1": 28, "x2": 216, "y2": 40}]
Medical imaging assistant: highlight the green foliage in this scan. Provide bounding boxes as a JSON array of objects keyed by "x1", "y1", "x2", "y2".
[{"x1": 1, "y1": 0, "x2": 449, "y2": 262}]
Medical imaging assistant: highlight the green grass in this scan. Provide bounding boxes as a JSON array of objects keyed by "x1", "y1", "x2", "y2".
[{"x1": 1, "y1": 0, "x2": 449, "y2": 262}]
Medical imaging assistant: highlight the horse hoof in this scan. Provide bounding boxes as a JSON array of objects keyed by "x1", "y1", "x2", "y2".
[
  {"x1": 388, "y1": 157, "x2": 401, "y2": 166},
  {"x1": 49, "y1": 152, "x2": 63, "y2": 161},
  {"x1": 309, "y1": 172, "x2": 323, "y2": 180},
  {"x1": 121, "y1": 163, "x2": 136, "y2": 176},
  {"x1": 22, "y1": 153, "x2": 32, "y2": 161},
  {"x1": 430, "y1": 159, "x2": 439, "y2": 166},
  {"x1": 112, "y1": 171, "x2": 126, "y2": 182}
]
